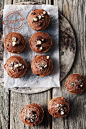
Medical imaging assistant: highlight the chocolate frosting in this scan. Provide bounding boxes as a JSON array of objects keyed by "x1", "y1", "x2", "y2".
[
  {"x1": 29, "y1": 32, "x2": 53, "y2": 54},
  {"x1": 28, "y1": 9, "x2": 50, "y2": 31},
  {"x1": 48, "y1": 97, "x2": 70, "y2": 118},
  {"x1": 4, "y1": 32, "x2": 26, "y2": 53},
  {"x1": 65, "y1": 74, "x2": 86, "y2": 94},
  {"x1": 20, "y1": 103, "x2": 44, "y2": 126},
  {"x1": 4, "y1": 55, "x2": 28, "y2": 78},
  {"x1": 31, "y1": 55, "x2": 53, "y2": 77}
]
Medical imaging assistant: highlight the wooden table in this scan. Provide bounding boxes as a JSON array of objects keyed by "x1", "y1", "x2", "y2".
[{"x1": 0, "y1": 0, "x2": 86, "y2": 129}]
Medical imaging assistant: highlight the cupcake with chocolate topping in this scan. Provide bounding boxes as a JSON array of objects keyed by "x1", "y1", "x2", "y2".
[
  {"x1": 20, "y1": 103, "x2": 44, "y2": 126},
  {"x1": 28, "y1": 9, "x2": 50, "y2": 31},
  {"x1": 64, "y1": 73, "x2": 86, "y2": 94},
  {"x1": 4, "y1": 32, "x2": 26, "y2": 54},
  {"x1": 48, "y1": 97, "x2": 70, "y2": 118},
  {"x1": 4, "y1": 55, "x2": 28, "y2": 78},
  {"x1": 29, "y1": 32, "x2": 53, "y2": 54},
  {"x1": 31, "y1": 55, "x2": 53, "y2": 77}
]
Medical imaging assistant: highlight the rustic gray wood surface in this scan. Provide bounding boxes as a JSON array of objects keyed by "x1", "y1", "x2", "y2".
[{"x1": 0, "y1": 0, "x2": 86, "y2": 129}]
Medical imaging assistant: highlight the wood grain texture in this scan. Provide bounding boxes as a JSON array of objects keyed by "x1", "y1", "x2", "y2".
[
  {"x1": 0, "y1": 0, "x2": 4, "y2": 10},
  {"x1": 0, "y1": 86, "x2": 10, "y2": 129},
  {"x1": 0, "y1": 0, "x2": 86, "y2": 129},
  {"x1": 52, "y1": 0, "x2": 86, "y2": 129}
]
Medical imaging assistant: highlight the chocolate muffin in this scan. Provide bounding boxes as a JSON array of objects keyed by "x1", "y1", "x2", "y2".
[
  {"x1": 20, "y1": 103, "x2": 44, "y2": 126},
  {"x1": 48, "y1": 97, "x2": 70, "y2": 118},
  {"x1": 28, "y1": 9, "x2": 50, "y2": 31},
  {"x1": 4, "y1": 32, "x2": 26, "y2": 54},
  {"x1": 64, "y1": 73, "x2": 86, "y2": 94},
  {"x1": 4, "y1": 55, "x2": 28, "y2": 78},
  {"x1": 29, "y1": 32, "x2": 53, "y2": 54},
  {"x1": 31, "y1": 55, "x2": 53, "y2": 77}
]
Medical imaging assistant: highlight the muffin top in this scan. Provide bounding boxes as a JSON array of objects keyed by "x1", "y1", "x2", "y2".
[
  {"x1": 64, "y1": 74, "x2": 86, "y2": 94},
  {"x1": 48, "y1": 97, "x2": 70, "y2": 118},
  {"x1": 4, "y1": 32, "x2": 26, "y2": 53},
  {"x1": 4, "y1": 55, "x2": 28, "y2": 78},
  {"x1": 29, "y1": 32, "x2": 53, "y2": 54},
  {"x1": 20, "y1": 103, "x2": 44, "y2": 126},
  {"x1": 28, "y1": 9, "x2": 50, "y2": 31},
  {"x1": 31, "y1": 55, "x2": 53, "y2": 76}
]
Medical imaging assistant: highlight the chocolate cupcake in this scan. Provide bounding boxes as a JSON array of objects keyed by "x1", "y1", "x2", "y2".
[
  {"x1": 64, "y1": 73, "x2": 86, "y2": 94},
  {"x1": 31, "y1": 55, "x2": 53, "y2": 77},
  {"x1": 29, "y1": 32, "x2": 53, "y2": 54},
  {"x1": 20, "y1": 103, "x2": 44, "y2": 126},
  {"x1": 28, "y1": 9, "x2": 50, "y2": 31},
  {"x1": 48, "y1": 97, "x2": 70, "y2": 118},
  {"x1": 4, "y1": 55, "x2": 28, "y2": 78},
  {"x1": 4, "y1": 32, "x2": 26, "y2": 54}
]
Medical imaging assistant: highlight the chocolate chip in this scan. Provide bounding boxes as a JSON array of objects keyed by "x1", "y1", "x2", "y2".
[
  {"x1": 58, "y1": 109, "x2": 61, "y2": 113},
  {"x1": 38, "y1": 22, "x2": 42, "y2": 26},
  {"x1": 28, "y1": 118, "x2": 30, "y2": 120},
  {"x1": 37, "y1": 36, "x2": 42, "y2": 40},
  {"x1": 7, "y1": 44, "x2": 9, "y2": 46},
  {"x1": 10, "y1": 64, "x2": 14, "y2": 67},
  {"x1": 32, "y1": 12, "x2": 36, "y2": 15},
  {"x1": 76, "y1": 86, "x2": 80, "y2": 89},
  {"x1": 33, "y1": 123, "x2": 36, "y2": 126},
  {"x1": 55, "y1": 113, "x2": 57, "y2": 115},
  {"x1": 25, "y1": 117, "x2": 27, "y2": 121},
  {"x1": 17, "y1": 41, "x2": 20, "y2": 45},
  {"x1": 31, "y1": 111, "x2": 36, "y2": 114},
  {"x1": 36, "y1": 44, "x2": 41, "y2": 47},
  {"x1": 18, "y1": 69, "x2": 21, "y2": 72}
]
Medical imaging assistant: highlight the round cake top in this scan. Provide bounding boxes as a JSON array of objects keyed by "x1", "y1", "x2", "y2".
[
  {"x1": 48, "y1": 97, "x2": 70, "y2": 118},
  {"x1": 65, "y1": 74, "x2": 86, "y2": 94},
  {"x1": 28, "y1": 9, "x2": 50, "y2": 31},
  {"x1": 29, "y1": 32, "x2": 53, "y2": 53},
  {"x1": 4, "y1": 55, "x2": 28, "y2": 78},
  {"x1": 31, "y1": 55, "x2": 53, "y2": 76},
  {"x1": 4, "y1": 32, "x2": 26, "y2": 53},
  {"x1": 20, "y1": 103, "x2": 44, "y2": 126}
]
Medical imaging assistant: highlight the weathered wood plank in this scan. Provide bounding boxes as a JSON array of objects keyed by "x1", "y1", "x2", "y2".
[
  {"x1": 13, "y1": 0, "x2": 18, "y2": 4},
  {"x1": 0, "y1": 86, "x2": 10, "y2": 129},
  {"x1": 4, "y1": 0, "x2": 12, "y2": 5},
  {"x1": 52, "y1": 0, "x2": 86, "y2": 129},
  {"x1": 0, "y1": 0, "x2": 4, "y2": 10},
  {"x1": 46, "y1": 0, "x2": 51, "y2": 4},
  {"x1": 54, "y1": 0, "x2": 63, "y2": 12},
  {"x1": 0, "y1": 0, "x2": 86, "y2": 129}
]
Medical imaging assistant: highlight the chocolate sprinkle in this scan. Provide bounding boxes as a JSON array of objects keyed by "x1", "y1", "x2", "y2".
[
  {"x1": 18, "y1": 69, "x2": 21, "y2": 72},
  {"x1": 36, "y1": 44, "x2": 41, "y2": 47},
  {"x1": 32, "y1": 12, "x2": 36, "y2": 15}
]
